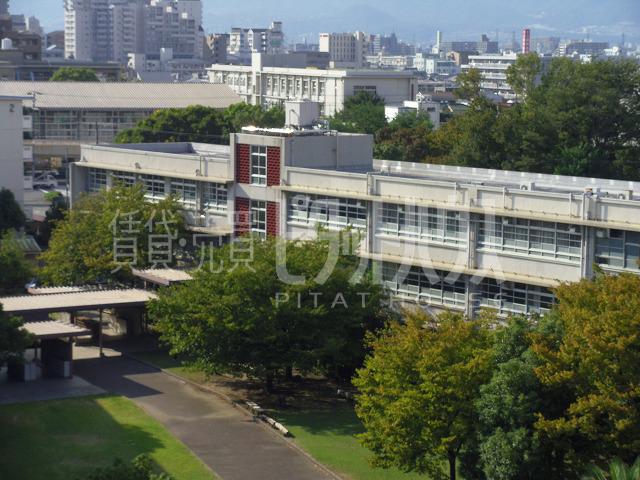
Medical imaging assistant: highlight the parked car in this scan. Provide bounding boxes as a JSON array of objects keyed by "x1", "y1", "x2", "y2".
[{"x1": 33, "y1": 174, "x2": 58, "y2": 189}]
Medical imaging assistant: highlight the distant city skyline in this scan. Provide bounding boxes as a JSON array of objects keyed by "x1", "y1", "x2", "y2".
[{"x1": 10, "y1": 0, "x2": 640, "y2": 45}]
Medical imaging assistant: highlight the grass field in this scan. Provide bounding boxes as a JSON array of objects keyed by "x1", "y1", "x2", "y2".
[
  {"x1": 0, "y1": 395, "x2": 215, "y2": 480},
  {"x1": 277, "y1": 406, "x2": 425, "y2": 480}
]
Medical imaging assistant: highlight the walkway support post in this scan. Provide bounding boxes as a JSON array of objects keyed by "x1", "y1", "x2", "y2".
[{"x1": 99, "y1": 308, "x2": 103, "y2": 358}]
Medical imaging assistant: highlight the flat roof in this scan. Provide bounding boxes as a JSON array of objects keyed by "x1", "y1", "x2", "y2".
[
  {"x1": 23, "y1": 321, "x2": 91, "y2": 340},
  {"x1": 132, "y1": 268, "x2": 193, "y2": 286},
  {"x1": 0, "y1": 289, "x2": 157, "y2": 315},
  {"x1": 0, "y1": 82, "x2": 241, "y2": 110}
]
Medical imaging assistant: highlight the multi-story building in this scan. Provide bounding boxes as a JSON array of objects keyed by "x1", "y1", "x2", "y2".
[
  {"x1": 70, "y1": 122, "x2": 640, "y2": 318},
  {"x1": 319, "y1": 31, "x2": 368, "y2": 68},
  {"x1": 205, "y1": 33, "x2": 229, "y2": 65},
  {"x1": 0, "y1": 81, "x2": 240, "y2": 172},
  {"x1": 0, "y1": 0, "x2": 8, "y2": 16},
  {"x1": 0, "y1": 95, "x2": 30, "y2": 205},
  {"x1": 557, "y1": 40, "x2": 609, "y2": 57},
  {"x1": 414, "y1": 54, "x2": 458, "y2": 77},
  {"x1": 461, "y1": 53, "x2": 519, "y2": 100},
  {"x1": 208, "y1": 55, "x2": 417, "y2": 116},
  {"x1": 64, "y1": 0, "x2": 203, "y2": 62},
  {"x1": 228, "y1": 22, "x2": 284, "y2": 63},
  {"x1": 440, "y1": 34, "x2": 498, "y2": 55},
  {"x1": 366, "y1": 54, "x2": 413, "y2": 71}
]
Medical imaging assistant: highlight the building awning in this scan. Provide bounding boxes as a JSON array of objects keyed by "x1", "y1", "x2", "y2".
[
  {"x1": 0, "y1": 289, "x2": 157, "y2": 315},
  {"x1": 22, "y1": 321, "x2": 91, "y2": 340},
  {"x1": 132, "y1": 268, "x2": 193, "y2": 287}
]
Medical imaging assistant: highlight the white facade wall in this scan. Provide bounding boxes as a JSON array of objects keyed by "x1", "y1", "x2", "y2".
[
  {"x1": 0, "y1": 98, "x2": 25, "y2": 206},
  {"x1": 462, "y1": 53, "x2": 518, "y2": 100},
  {"x1": 319, "y1": 32, "x2": 368, "y2": 68}
]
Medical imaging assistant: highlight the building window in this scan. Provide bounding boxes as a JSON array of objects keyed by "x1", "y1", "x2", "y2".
[
  {"x1": 595, "y1": 229, "x2": 640, "y2": 271},
  {"x1": 88, "y1": 168, "x2": 107, "y2": 192},
  {"x1": 250, "y1": 145, "x2": 267, "y2": 186},
  {"x1": 477, "y1": 215, "x2": 582, "y2": 262},
  {"x1": 479, "y1": 278, "x2": 554, "y2": 316},
  {"x1": 140, "y1": 174, "x2": 165, "y2": 201},
  {"x1": 251, "y1": 200, "x2": 266, "y2": 238},
  {"x1": 377, "y1": 203, "x2": 467, "y2": 246},
  {"x1": 170, "y1": 178, "x2": 197, "y2": 210},
  {"x1": 202, "y1": 182, "x2": 228, "y2": 213},
  {"x1": 353, "y1": 85, "x2": 377, "y2": 96},
  {"x1": 382, "y1": 262, "x2": 467, "y2": 309},
  {"x1": 111, "y1": 170, "x2": 136, "y2": 187},
  {"x1": 288, "y1": 194, "x2": 367, "y2": 230}
]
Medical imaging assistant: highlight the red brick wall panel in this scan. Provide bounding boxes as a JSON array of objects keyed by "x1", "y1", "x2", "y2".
[
  {"x1": 236, "y1": 144, "x2": 250, "y2": 184},
  {"x1": 266, "y1": 146, "x2": 281, "y2": 187},
  {"x1": 234, "y1": 197, "x2": 251, "y2": 236},
  {"x1": 267, "y1": 201, "x2": 279, "y2": 237}
]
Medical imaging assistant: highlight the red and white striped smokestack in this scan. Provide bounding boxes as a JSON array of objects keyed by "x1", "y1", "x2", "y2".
[{"x1": 522, "y1": 28, "x2": 531, "y2": 54}]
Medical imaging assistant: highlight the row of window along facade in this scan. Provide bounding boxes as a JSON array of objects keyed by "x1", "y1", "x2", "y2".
[
  {"x1": 286, "y1": 196, "x2": 640, "y2": 272},
  {"x1": 88, "y1": 168, "x2": 228, "y2": 213},
  {"x1": 381, "y1": 262, "x2": 555, "y2": 316}
]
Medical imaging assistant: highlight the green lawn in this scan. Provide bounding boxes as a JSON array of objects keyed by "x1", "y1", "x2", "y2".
[
  {"x1": 0, "y1": 395, "x2": 215, "y2": 480},
  {"x1": 277, "y1": 406, "x2": 426, "y2": 480}
]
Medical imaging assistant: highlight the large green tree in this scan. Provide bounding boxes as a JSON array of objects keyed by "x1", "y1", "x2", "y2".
[
  {"x1": 0, "y1": 306, "x2": 32, "y2": 369},
  {"x1": 115, "y1": 103, "x2": 285, "y2": 144},
  {"x1": 50, "y1": 67, "x2": 100, "y2": 82},
  {"x1": 39, "y1": 183, "x2": 185, "y2": 286},
  {"x1": 0, "y1": 231, "x2": 33, "y2": 295},
  {"x1": 329, "y1": 91, "x2": 387, "y2": 135},
  {"x1": 374, "y1": 111, "x2": 434, "y2": 162},
  {"x1": 149, "y1": 234, "x2": 390, "y2": 390},
  {"x1": 353, "y1": 310, "x2": 496, "y2": 480},
  {"x1": 0, "y1": 188, "x2": 26, "y2": 233},
  {"x1": 532, "y1": 273, "x2": 640, "y2": 470}
]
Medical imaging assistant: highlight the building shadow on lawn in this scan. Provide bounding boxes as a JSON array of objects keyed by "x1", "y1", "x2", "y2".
[
  {"x1": 275, "y1": 405, "x2": 364, "y2": 437},
  {"x1": 0, "y1": 395, "x2": 170, "y2": 480}
]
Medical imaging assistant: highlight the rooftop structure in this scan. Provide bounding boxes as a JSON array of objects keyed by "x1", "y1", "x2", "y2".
[{"x1": 71, "y1": 123, "x2": 640, "y2": 318}]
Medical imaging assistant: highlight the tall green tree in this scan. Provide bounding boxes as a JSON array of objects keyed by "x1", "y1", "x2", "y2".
[
  {"x1": 506, "y1": 53, "x2": 543, "y2": 100},
  {"x1": 329, "y1": 91, "x2": 387, "y2": 135},
  {"x1": 583, "y1": 457, "x2": 640, "y2": 480},
  {"x1": 0, "y1": 231, "x2": 33, "y2": 295},
  {"x1": 374, "y1": 111, "x2": 434, "y2": 162},
  {"x1": 0, "y1": 188, "x2": 26, "y2": 233},
  {"x1": 50, "y1": 67, "x2": 100, "y2": 82},
  {"x1": 532, "y1": 273, "x2": 640, "y2": 470},
  {"x1": 40, "y1": 184, "x2": 185, "y2": 286},
  {"x1": 115, "y1": 103, "x2": 285, "y2": 144},
  {"x1": 0, "y1": 306, "x2": 32, "y2": 369},
  {"x1": 354, "y1": 310, "x2": 496, "y2": 480},
  {"x1": 149, "y1": 234, "x2": 390, "y2": 390}
]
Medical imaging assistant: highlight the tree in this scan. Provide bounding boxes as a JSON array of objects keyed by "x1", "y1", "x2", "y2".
[
  {"x1": 115, "y1": 103, "x2": 285, "y2": 144},
  {"x1": 39, "y1": 183, "x2": 185, "y2": 286},
  {"x1": 149, "y1": 234, "x2": 390, "y2": 390},
  {"x1": 0, "y1": 306, "x2": 32, "y2": 369},
  {"x1": 353, "y1": 310, "x2": 496, "y2": 480},
  {"x1": 506, "y1": 53, "x2": 542, "y2": 100},
  {"x1": 0, "y1": 188, "x2": 25, "y2": 233},
  {"x1": 374, "y1": 111, "x2": 434, "y2": 162},
  {"x1": 0, "y1": 231, "x2": 33, "y2": 295},
  {"x1": 50, "y1": 67, "x2": 99, "y2": 82},
  {"x1": 583, "y1": 457, "x2": 640, "y2": 480},
  {"x1": 329, "y1": 91, "x2": 387, "y2": 135},
  {"x1": 456, "y1": 68, "x2": 483, "y2": 102},
  {"x1": 469, "y1": 316, "x2": 571, "y2": 480},
  {"x1": 39, "y1": 192, "x2": 68, "y2": 246},
  {"x1": 532, "y1": 273, "x2": 640, "y2": 469}
]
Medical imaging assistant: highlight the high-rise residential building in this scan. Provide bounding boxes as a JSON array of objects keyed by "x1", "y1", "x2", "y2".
[
  {"x1": 440, "y1": 34, "x2": 498, "y2": 54},
  {"x1": 205, "y1": 33, "x2": 229, "y2": 64},
  {"x1": 0, "y1": 0, "x2": 8, "y2": 16},
  {"x1": 64, "y1": 0, "x2": 203, "y2": 62},
  {"x1": 522, "y1": 28, "x2": 531, "y2": 54},
  {"x1": 228, "y1": 21, "x2": 284, "y2": 63},
  {"x1": 557, "y1": 40, "x2": 609, "y2": 57},
  {"x1": 319, "y1": 31, "x2": 368, "y2": 68}
]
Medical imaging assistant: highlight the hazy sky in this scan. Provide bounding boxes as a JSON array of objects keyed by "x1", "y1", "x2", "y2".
[{"x1": 12, "y1": 0, "x2": 640, "y2": 44}]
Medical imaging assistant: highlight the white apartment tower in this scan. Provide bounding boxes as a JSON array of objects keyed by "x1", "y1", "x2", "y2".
[
  {"x1": 64, "y1": 0, "x2": 203, "y2": 62},
  {"x1": 319, "y1": 31, "x2": 369, "y2": 68},
  {"x1": 0, "y1": 0, "x2": 8, "y2": 16}
]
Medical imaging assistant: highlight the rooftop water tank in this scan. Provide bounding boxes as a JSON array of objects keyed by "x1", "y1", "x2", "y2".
[{"x1": 1, "y1": 38, "x2": 13, "y2": 50}]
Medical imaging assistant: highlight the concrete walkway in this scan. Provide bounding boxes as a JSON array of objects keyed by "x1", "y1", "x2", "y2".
[
  {"x1": 74, "y1": 354, "x2": 337, "y2": 480},
  {"x1": 0, "y1": 375, "x2": 105, "y2": 405}
]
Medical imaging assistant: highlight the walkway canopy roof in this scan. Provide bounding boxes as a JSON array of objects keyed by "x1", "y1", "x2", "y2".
[
  {"x1": 22, "y1": 321, "x2": 91, "y2": 340},
  {"x1": 132, "y1": 268, "x2": 193, "y2": 287},
  {"x1": 0, "y1": 289, "x2": 157, "y2": 316}
]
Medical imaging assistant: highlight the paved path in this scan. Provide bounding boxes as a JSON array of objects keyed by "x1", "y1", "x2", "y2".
[
  {"x1": 74, "y1": 355, "x2": 337, "y2": 480},
  {"x1": 0, "y1": 375, "x2": 105, "y2": 405}
]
